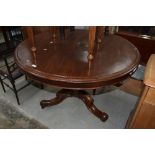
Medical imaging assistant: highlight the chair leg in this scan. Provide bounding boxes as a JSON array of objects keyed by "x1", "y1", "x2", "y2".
[
  {"x1": 93, "y1": 89, "x2": 96, "y2": 95},
  {"x1": 25, "y1": 75, "x2": 28, "y2": 80},
  {"x1": 11, "y1": 81, "x2": 20, "y2": 105},
  {"x1": 40, "y1": 83, "x2": 44, "y2": 89},
  {"x1": 0, "y1": 76, "x2": 6, "y2": 93}
]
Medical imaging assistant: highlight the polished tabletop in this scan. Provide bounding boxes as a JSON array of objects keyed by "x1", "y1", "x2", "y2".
[{"x1": 15, "y1": 29, "x2": 140, "y2": 89}]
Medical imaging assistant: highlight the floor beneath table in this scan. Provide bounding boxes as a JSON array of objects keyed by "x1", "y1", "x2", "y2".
[{"x1": 0, "y1": 76, "x2": 140, "y2": 129}]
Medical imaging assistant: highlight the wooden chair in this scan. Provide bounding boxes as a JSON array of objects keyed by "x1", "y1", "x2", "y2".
[{"x1": 126, "y1": 54, "x2": 155, "y2": 128}]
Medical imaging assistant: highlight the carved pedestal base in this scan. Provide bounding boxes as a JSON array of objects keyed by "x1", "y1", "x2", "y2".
[{"x1": 40, "y1": 89, "x2": 108, "y2": 122}]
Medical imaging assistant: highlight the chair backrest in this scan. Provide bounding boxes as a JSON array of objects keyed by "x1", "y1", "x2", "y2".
[
  {"x1": 23, "y1": 26, "x2": 75, "y2": 38},
  {"x1": 0, "y1": 28, "x2": 19, "y2": 81},
  {"x1": 0, "y1": 53, "x2": 15, "y2": 80},
  {"x1": 25, "y1": 26, "x2": 105, "y2": 61},
  {"x1": 0, "y1": 26, "x2": 23, "y2": 43},
  {"x1": 0, "y1": 27, "x2": 24, "y2": 61},
  {"x1": 25, "y1": 26, "x2": 75, "y2": 52}
]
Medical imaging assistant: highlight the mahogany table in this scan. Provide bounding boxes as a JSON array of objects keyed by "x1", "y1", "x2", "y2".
[{"x1": 15, "y1": 29, "x2": 140, "y2": 122}]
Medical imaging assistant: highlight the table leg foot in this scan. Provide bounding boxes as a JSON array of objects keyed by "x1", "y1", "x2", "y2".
[
  {"x1": 40, "y1": 90, "x2": 68, "y2": 109},
  {"x1": 77, "y1": 91, "x2": 108, "y2": 122},
  {"x1": 40, "y1": 89, "x2": 108, "y2": 122}
]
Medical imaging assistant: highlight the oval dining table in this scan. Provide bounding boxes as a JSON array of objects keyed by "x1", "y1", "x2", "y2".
[{"x1": 15, "y1": 29, "x2": 140, "y2": 122}]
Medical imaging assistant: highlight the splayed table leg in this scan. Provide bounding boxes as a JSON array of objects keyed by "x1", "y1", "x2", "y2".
[{"x1": 40, "y1": 89, "x2": 108, "y2": 122}]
